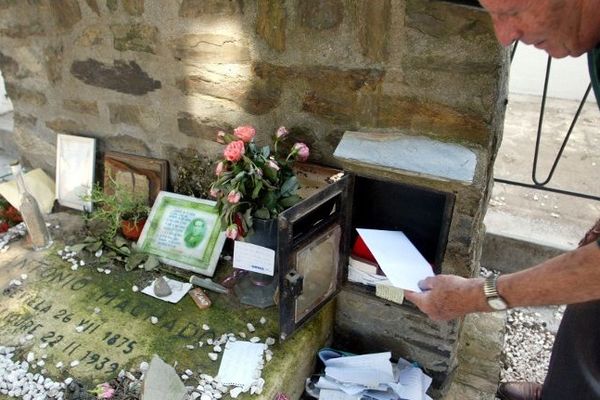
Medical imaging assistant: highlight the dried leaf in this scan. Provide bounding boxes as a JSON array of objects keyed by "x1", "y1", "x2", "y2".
[{"x1": 69, "y1": 243, "x2": 87, "y2": 253}]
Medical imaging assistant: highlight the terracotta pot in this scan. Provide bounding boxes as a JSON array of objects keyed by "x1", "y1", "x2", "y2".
[{"x1": 120, "y1": 218, "x2": 146, "y2": 241}]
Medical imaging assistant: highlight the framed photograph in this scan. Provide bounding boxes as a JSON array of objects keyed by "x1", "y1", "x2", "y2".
[
  {"x1": 55, "y1": 134, "x2": 96, "y2": 211},
  {"x1": 104, "y1": 151, "x2": 169, "y2": 206},
  {"x1": 137, "y1": 191, "x2": 226, "y2": 277}
]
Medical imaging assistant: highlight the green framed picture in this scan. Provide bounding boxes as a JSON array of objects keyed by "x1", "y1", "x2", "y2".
[{"x1": 137, "y1": 191, "x2": 226, "y2": 277}]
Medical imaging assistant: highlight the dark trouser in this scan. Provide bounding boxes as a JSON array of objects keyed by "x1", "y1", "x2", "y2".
[{"x1": 542, "y1": 300, "x2": 600, "y2": 399}]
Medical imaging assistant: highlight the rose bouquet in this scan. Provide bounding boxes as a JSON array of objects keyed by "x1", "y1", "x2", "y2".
[{"x1": 210, "y1": 125, "x2": 309, "y2": 240}]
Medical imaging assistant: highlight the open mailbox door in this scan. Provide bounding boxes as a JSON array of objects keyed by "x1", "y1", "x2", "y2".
[{"x1": 277, "y1": 165, "x2": 353, "y2": 340}]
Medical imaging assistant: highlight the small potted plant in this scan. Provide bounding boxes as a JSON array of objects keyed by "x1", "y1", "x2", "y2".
[{"x1": 84, "y1": 178, "x2": 150, "y2": 241}]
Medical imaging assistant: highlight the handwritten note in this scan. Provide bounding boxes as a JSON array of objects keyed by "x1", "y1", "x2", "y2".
[{"x1": 233, "y1": 242, "x2": 276, "y2": 276}]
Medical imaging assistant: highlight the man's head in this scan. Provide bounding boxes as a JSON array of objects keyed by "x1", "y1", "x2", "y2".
[{"x1": 479, "y1": 0, "x2": 600, "y2": 58}]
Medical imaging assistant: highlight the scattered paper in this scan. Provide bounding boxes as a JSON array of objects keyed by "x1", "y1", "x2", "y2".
[
  {"x1": 356, "y1": 229, "x2": 434, "y2": 292},
  {"x1": 141, "y1": 277, "x2": 192, "y2": 303},
  {"x1": 316, "y1": 350, "x2": 433, "y2": 400},
  {"x1": 216, "y1": 340, "x2": 266, "y2": 387},
  {"x1": 233, "y1": 241, "x2": 275, "y2": 276},
  {"x1": 325, "y1": 352, "x2": 394, "y2": 390}
]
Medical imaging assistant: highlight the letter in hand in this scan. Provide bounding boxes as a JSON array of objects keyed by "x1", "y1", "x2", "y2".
[{"x1": 404, "y1": 275, "x2": 486, "y2": 321}]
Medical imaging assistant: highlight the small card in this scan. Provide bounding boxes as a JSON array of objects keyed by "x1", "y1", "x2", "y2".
[
  {"x1": 141, "y1": 277, "x2": 192, "y2": 303},
  {"x1": 233, "y1": 241, "x2": 275, "y2": 276}
]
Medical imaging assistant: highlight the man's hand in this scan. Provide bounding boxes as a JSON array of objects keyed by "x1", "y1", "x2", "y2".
[{"x1": 404, "y1": 275, "x2": 489, "y2": 321}]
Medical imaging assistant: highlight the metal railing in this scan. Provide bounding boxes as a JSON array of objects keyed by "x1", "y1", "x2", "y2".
[{"x1": 495, "y1": 42, "x2": 600, "y2": 202}]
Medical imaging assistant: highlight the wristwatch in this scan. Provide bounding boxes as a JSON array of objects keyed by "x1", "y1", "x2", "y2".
[{"x1": 483, "y1": 275, "x2": 508, "y2": 311}]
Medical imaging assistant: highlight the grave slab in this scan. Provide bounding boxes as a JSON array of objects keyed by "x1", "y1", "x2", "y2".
[{"x1": 0, "y1": 213, "x2": 334, "y2": 399}]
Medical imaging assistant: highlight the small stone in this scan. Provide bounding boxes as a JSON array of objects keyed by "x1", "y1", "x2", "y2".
[
  {"x1": 139, "y1": 361, "x2": 149, "y2": 373},
  {"x1": 64, "y1": 377, "x2": 73, "y2": 385},
  {"x1": 259, "y1": 316, "x2": 266, "y2": 325},
  {"x1": 249, "y1": 337, "x2": 260, "y2": 343},
  {"x1": 186, "y1": 345, "x2": 195, "y2": 350},
  {"x1": 185, "y1": 369, "x2": 193, "y2": 376},
  {"x1": 55, "y1": 362, "x2": 63, "y2": 369},
  {"x1": 104, "y1": 269, "x2": 111, "y2": 275},
  {"x1": 74, "y1": 326, "x2": 84, "y2": 333},
  {"x1": 96, "y1": 268, "x2": 104, "y2": 273},
  {"x1": 265, "y1": 337, "x2": 275, "y2": 346},
  {"x1": 153, "y1": 277, "x2": 172, "y2": 297},
  {"x1": 71, "y1": 265, "x2": 78, "y2": 271},
  {"x1": 208, "y1": 353, "x2": 218, "y2": 361},
  {"x1": 181, "y1": 375, "x2": 189, "y2": 380},
  {"x1": 132, "y1": 285, "x2": 139, "y2": 292},
  {"x1": 238, "y1": 332, "x2": 246, "y2": 339},
  {"x1": 202, "y1": 324, "x2": 210, "y2": 331},
  {"x1": 95, "y1": 249, "x2": 102, "y2": 257},
  {"x1": 246, "y1": 323, "x2": 255, "y2": 332},
  {"x1": 27, "y1": 352, "x2": 35, "y2": 363},
  {"x1": 230, "y1": 387, "x2": 243, "y2": 398},
  {"x1": 70, "y1": 360, "x2": 79, "y2": 367},
  {"x1": 20, "y1": 274, "x2": 28, "y2": 280},
  {"x1": 94, "y1": 307, "x2": 101, "y2": 314},
  {"x1": 150, "y1": 316, "x2": 158, "y2": 324},
  {"x1": 39, "y1": 343, "x2": 48, "y2": 349},
  {"x1": 213, "y1": 345, "x2": 221, "y2": 353}
]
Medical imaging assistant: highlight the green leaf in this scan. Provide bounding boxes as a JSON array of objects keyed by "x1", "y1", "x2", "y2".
[
  {"x1": 114, "y1": 236, "x2": 128, "y2": 248},
  {"x1": 262, "y1": 190, "x2": 278, "y2": 210},
  {"x1": 251, "y1": 180, "x2": 263, "y2": 199},
  {"x1": 86, "y1": 241, "x2": 103, "y2": 252},
  {"x1": 144, "y1": 255, "x2": 160, "y2": 271},
  {"x1": 280, "y1": 176, "x2": 299, "y2": 196},
  {"x1": 125, "y1": 252, "x2": 147, "y2": 271},
  {"x1": 261, "y1": 146, "x2": 270, "y2": 158},
  {"x1": 263, "y1": 166, "x2": 277, "y2": 182},
  {"x1": 254, "y1": 207, "x2": 270, "y2": 219},
  {"x1": 280, "y1": 194, "x2": 302, "y2": 208},
  {"x1": 69, "y1": 243, "x2": 88, "y2": 253}
]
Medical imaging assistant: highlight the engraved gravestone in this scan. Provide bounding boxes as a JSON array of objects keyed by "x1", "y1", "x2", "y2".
[{"x1": 0, "y1": 213, "x2": 335, "y2": 399}]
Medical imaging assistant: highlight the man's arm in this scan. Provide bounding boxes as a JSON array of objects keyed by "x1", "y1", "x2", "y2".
[{"x1": 404, "y1": 241, "x2": 600, "y2": 321}]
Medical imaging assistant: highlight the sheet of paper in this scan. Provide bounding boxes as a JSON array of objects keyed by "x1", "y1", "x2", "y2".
[
  {"x1": 233, "y1": 241, "x2": 275, "y2": 276},
  {"x1": 316, "y1": 376, "x2": 368, "y2": 395},
  {"x1": 388, "y1": 366, "x2": 433, "y2": 400},
  {"x1": 0, "y1": 168, "x2": 56, "y2": 214},
  {"x1": 319, "y1": 389, "x2": 361, "y2": 400},
  {"x1": 216, "y1": 340, "x2": 265, "y2": 387},
  {"x1": 347, "y1": 265, "x2": 390, "y2": 286},
  {"x1": 141, "y1": 277, "x2": 192, "y2": 303},
  {"x1": 325, "y1": 352, "x2": 394, "y2": 389},
  {"x1": 356, "y1": 229, "x2": 434, "y2": 292}
]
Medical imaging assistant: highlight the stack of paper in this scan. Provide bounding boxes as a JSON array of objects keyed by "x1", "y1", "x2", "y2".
[{"x1": 313, "y1": 352, "x2": 432, "y2": 400}]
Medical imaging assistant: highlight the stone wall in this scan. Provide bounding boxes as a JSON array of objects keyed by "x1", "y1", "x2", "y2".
[
  {"x1": 0, "y1": 0, "x2": 506, "y2": 174},
  {"x1": 0, "y1": 0, "x2": 509, "y2": 398}
]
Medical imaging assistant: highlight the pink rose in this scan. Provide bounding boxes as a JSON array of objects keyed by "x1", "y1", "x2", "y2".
[
  {"x1": 292, "y1": 142, "x2": 310, "y2": 162},
  {"x1": 209, "y1": 187, "x2": 220, "y2": 198},
  {"x1": 98, "y1": 383, "x2": 115, "y2": 399},
  {"x1": 275, "y1": 126, "x2": 288, "y2": 139},
  {"x1": 215, "y1": 161, "x2": 225, "y2": 176},
  {"x1": 267, "y1": 159, "x2": 280, "y2": 171},
  {"x1": 227, "y1": 190, "x2": 241, "y2": 204},
  {"x1": 224, "y1": 140, "x2": 245, "y2": 162},
  {"x1": 233, "y1": 125, "x2": 256, "y2": 143},
  {"x1": 226, "y1": 224, "x2": 239, "y2": 240},
  {"x1": 217, "y1": 130, "x2": 226, "y2": 144}
]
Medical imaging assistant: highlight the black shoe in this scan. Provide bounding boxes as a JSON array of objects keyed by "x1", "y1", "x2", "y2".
[{"x1": 497, "y1": 382, "x2": 543, "y2": 400}]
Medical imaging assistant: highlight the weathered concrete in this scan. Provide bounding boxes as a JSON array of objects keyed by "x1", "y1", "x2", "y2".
[{"x1": 0, "y1": 212, "x2": 335, "y2": 399}]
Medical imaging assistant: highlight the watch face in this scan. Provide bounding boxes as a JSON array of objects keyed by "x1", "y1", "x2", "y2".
[{"x1": 488, "y1": 297, "x2": 508, "y2": 311}]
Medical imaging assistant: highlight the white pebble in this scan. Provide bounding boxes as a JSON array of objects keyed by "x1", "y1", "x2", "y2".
[
  {"x1": 150, "y1": 316, "x2": 158, "y2": 324},
  {"x1": 75, "y1": 326, "x2": 84, "y2": 333},
  {"x1": 20, "y1": 274, "x2": 28, "y2": 280},
  {"x1": 246, "y1": 323, "x2": 255, "y2": 332},
  {"x1": 259, "y1": 316, "x2": 266, "y2": 325},
  {"x1": 70, "y1": 360, "x2": 79, "y2": 367},
  {"x1": 208, "y1": 353, "x2": 218, "y2": 361},
  {"x1": 265, "y1": 337, "x2": 275, "y2": 346},
  {"x1": 202, "y1": 324, "x2": 210, "y2": 331},
  {"x1": 132, "y1": 285, "x2": 139, "y2": 292},
  {"x1": 95, "y1": 249, "x2": 102, "y2": 257}
]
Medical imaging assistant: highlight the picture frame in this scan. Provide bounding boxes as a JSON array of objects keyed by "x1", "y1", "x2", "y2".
[
  {"x1": 137, "y1": 191, "x2": 226, "y2": 277},
  {"x1": 103, "y1": 151, "x2": 169, "y2": 206},
  {"x1": 55, "y1": 134, "x2": 96, "y2": 211}
]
